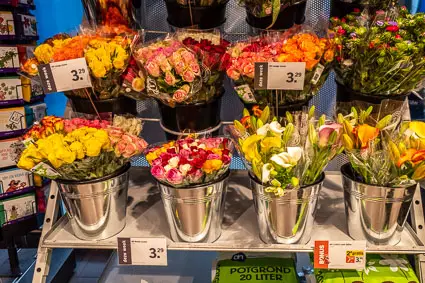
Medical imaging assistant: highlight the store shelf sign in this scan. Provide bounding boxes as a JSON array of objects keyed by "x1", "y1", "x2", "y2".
[
  {"x1": 254, "y1": 62, "x2": 306, "y2": 90},
  {"x1": 117, "y1": 237, "x2": 168, "y2": 266},
  {"x1": 314, "y1": 240, "x2": 366, "y2": 270}
]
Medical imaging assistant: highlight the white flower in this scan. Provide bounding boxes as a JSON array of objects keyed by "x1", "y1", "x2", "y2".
[
  {"x1": 256, "y1": 123, "x2": 270, "y2": 136},
  {"x1": 198, "y1": 143, "x2": 206, "y2": 149},
  {"x1": 190, "y1": 141, "x2": 199, "y2": 147},
  {"x1": 269, "y1": 121, "x2": 285, "y2": 134},
  {"x1": 182, "y1": 143, "x2": 189, "y2": 150},
  {"x1": 270, "y1": 147, "x2": 303, "y2": 168},
  {"x1": 262, "y1": 163, "x2": 273, "y2": 183},
  {"x1": 168, "y1": 156, "x2": 180, "y2": 168},
  {"x1": 379, "y1": 255, "x2": 409, "y2": 272},
  {"x1": 164, "y1": 165, "x2": 172, "y2": 172},
  {"x1": 179, "y1": 164, "x2": 192, "y2": 176}
]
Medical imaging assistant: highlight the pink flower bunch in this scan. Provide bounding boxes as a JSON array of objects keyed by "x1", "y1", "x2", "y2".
[
  {"x1": 64, "y1": 118, "x2": 110, "y2": 133},
  {"x1": 106, "y1": 126, "x2": 148, "y2": 159},
  {"x1": 146, "y1": 137, "x2": 233, "y2": 187}
]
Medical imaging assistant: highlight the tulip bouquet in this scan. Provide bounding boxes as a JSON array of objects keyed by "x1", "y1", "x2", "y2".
[
  {"x1": 224, "y1": 28, "x2": 335, "y2": 110},
  {"x1": 146, "y1": 137, "x2": 233, "y2": 187},
  {"x1": 330, "y1": 6, "x2": 425, "y2": 96},
  {"x1": 134, "y1": 38, "x2": 204, "y2": 106},
  {"x1": 227, "y1": 106, "x2": 343, "y2": 196},
  {"x1": 17, "y1": 116, "x2": 147, "y2": 180},
  {"x1": 339, "y1": 106, "x2": 425, "y2": 186}
]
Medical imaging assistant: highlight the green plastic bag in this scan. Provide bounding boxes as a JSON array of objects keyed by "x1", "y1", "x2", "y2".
[
  {"x1": 213, "y1": 257, "x2": 298, "y2": 283},
  {"x1": 315, "y1": 254, "x2": 419, "y2": 283}
]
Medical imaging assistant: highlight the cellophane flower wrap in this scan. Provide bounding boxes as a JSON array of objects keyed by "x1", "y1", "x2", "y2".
[
  {"x1": 239, "y1": 0, "x2": 298, "y2": 27},
  {"x1": 330, "y1": 6, "x2": 425, "y2": 96},
  {"x1": 224, "y1": 26, "x2": 335, "y2": 109},
  {"x1": 339, "y1": 106, "x2": 425, "y2": 186},
  {"x1": 134, "y1": 37, "x2": 204, "y2": 106},
  {"x1": 146, "y1": 137, "x2": 233, "y2": 187},
  {"x1": 17, "y1": 116, "x2": 148, "y2": 180},
  {"x1": 226, "y1": 106, "x2": 343, "y2": 196},
  {"x1": 174, "y1": 0, "x2": 226, "y2": 6},
  {"x1": 21, "y1": 31, "x2": 140, "y2": 99},
  {"x1": 177, "y1": 30, "x2": 230, "y2": 102}
]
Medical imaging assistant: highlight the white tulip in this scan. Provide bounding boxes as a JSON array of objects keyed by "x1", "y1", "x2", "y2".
[{"x1": 256, "y1": 123, "x2": 270, "y2": 136}]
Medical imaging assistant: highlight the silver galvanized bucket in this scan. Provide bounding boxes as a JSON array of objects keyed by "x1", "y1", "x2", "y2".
[
  {"x1": 158, "y1": 170, "x2": 230, "y2": 243},
  {"x1": 56, "y1": 163, "x2": 131, "y2": 241},
  {"x1": 249, "y1": 172, "x2": 324, "y2": 244},
  {"x1": 341, "y1": 163, "x2": 417, "y2": 245}
]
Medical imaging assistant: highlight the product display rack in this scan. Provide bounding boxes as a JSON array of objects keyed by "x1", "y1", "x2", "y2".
[{"x1": 32, "y1": 167, "x2": 425, "y2": 282}]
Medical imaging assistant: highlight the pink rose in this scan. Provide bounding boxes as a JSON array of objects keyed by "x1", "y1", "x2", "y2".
[
  {"x1": 179, "y1": 148, "x2": 192, "y2": 159},
  {"x1": 187, "y1": 169, "x2": 203, "y2": 183},
  {"x1": 190, "y1": 63, "x2": 200, "y2": 75},
  {"x1": 151, "y1": 165, "x2": 166, "y2": 181},
  {"x1": 166, "y1": 168, "x2": 184, "y2": 185},
  {"x1": 221, "y1": 154, "x2": 231, "y2": 165},
  {"x1": 174, "y1": 61, "x2": 185, "y2": 75},
  {"x1": 226, "y1": 67, "x2": 241, "y2": 81},
  {"x1": 181, "y1": 50, "x2": 195, "y2": 64},
  {"x1": 152, "y1": 158, "x2": 162, "y2": 166},
  {"x1": 164, "y1": 71, "x2": 177, "y2": 86},
  {"x1": 145, "y1": 61, "x2": 161, "y2": 77},
  {"x1": 107, "y1": 126, "x2": 125, "y2": 144},
  {"x1": 242, "y1": 63, "x2": 254, "y2": 78},
  {"x1": 182, "y1": 70, "x2": 195, "y2": 82},
  {"x1": 173, "y1": 85, "x2": 190, "y2": 103},
  {"x1": 318, "y1": 123, "x2": 343, "y2": 148},
  {"x1": 207, "y1": 154, "x2": 221, "y2": 160}
]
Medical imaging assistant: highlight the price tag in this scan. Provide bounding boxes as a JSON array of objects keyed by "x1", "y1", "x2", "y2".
[
  {"x1": 254, "y1": 62, "x2": 306, "y2": 90},
  {"x1": 117, "y1": 237, "x2": 167, "y2": 266},
  {"x1": 314, "y1": 240, "x2": 366, "y2": 270},
  {"x1": 38, "y1": 58, "x2": 92, "y2": 94}
]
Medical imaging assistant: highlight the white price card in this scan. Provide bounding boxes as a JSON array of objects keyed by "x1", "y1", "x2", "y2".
[
  {"x1": 254, "y1": 62, "x2": 306, "y2": 90},
  {"x1": 314, "y1": 240, "x2": 366, "y2": 270},
  {"x1": 117, "y1": 237, "x2": 167, "y2": 266},
  {"x1": 38, "y1": 58, "x2": 92, "y2": 94}
]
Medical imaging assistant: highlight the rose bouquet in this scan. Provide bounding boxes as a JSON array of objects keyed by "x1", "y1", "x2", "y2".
[
  {"x1": 146, "y1": 136, "x2": 233, "y2": 187},
  {"x1": 17, "y1": 116, "x2": 147, "y2": 180},
  {"x1": 330, "y1": 7, "x2": 425, "y2": 96},
  {"x1": 134, "y1": 38, "x2": 203, "y2": 106},
  {"x1": 227, "y1": 106, "x2": 343, "y2": 195},
  {"x1": 339, "y1": 106, "x2": 425, "y2": 186}
]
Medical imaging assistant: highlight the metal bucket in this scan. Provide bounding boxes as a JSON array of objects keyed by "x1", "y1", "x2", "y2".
[
  {"x1": 158, "y1": 170, "x2": 230, "y2": 243},
  {"x1": 341, "y1": 163, "x2": 417, "y2": 245},
  {"x1": 56, "y1": 163, "x2": 131, "y2": 241},
  {"x1": 249, "y1": 173, "x2": 324, "y2": 244}
]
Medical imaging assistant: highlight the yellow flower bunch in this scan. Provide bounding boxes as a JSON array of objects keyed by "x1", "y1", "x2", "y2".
[
  {"x1": 146, "y1": 141, "x2": 175, "y2": 165},
  {"x1": 33, "y1": 44, "x2": 54, "y2": 64},
  {"x1": 18, "y1": 127, "x2": 112, "y2": 171}
]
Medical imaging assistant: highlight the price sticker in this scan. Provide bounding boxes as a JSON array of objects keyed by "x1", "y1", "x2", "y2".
[
  {"x1": 38, "y1": 58, "x2": 92, "y2": 94},
  {"x1": 117, "y1": 237, "x2": 167, "y2": 266},
  {"x1": 254, "y1": 62, "x2": 306, "y2": 90},
  {"x1": 314, "y1": 240, "x2": 366, "y2": 270}
]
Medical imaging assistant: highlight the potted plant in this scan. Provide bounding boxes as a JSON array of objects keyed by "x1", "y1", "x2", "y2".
[
  {"x1": 240, "y1": 0, "x2": 307, "y2": 31},
  {"x1": 339, "y1": 107, "x2": 425, "y2": 245},
  {"x1": 134, "y1": 32, "x2": 229, "y2": 138},
  {"x1": 226, "y1": 106, "x2": 343, "y2": 244},
  {"x1": 164, "y1": 0, "x2": 229, "y2": 29},
  {"x1": 330, "y1": 7, "x2": 425, "y2": 115},
  {"x1": 330, "y1": 0, "x2": 392, "y2": 18},
  {"x1": 146, "y1": 136, "x2": 233, "y2": 243},
  {"x1": 17, "y1": 116, "x2": 148, "y2": 240},
  {"x1": 224, "y1": 27, "x2": 334, "y2": 117}
]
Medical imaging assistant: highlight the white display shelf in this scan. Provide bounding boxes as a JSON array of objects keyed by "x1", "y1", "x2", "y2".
[{"x1": 40, "y1": 168, "x2": 425, "y2": 254}]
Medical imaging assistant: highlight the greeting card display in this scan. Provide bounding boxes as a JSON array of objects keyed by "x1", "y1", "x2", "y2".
[
  {"x1": 0, "y1": 77, "x2": 23, "y2": 106},
  {"x1": 0, "y1": 11, "x2": 15, "y2": 36},
  {"x1": 0, "y1": 138, "x2": 23, "y2": 169},
  {"x1": 17, "y1": 14, "x2": 36, "y2": 37},
  {"x1": 0, "y1": 193, "x2": 36, "y2": 225},
  {"x1": 0, "y1": 168, "x2": 32, "y2": 195},
  {"x1": 0, "y1": 46, "x2": 19, "y2": 71},
  {"x1": 0, "y1": 107, "x2": 26, "y2": 137}
]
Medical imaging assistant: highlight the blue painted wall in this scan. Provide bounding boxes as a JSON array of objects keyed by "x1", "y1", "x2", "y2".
[{"x1": 33, "y1": 0, "x2": 83, "y2": 116}]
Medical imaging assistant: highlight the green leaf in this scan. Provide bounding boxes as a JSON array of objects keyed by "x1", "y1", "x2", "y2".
[
  {"x1": 267, "y1": 0, "x2": 281, "y2": 29},
  {"x1": 260, "y1": 106, "x2": 270, "y2": 124}
]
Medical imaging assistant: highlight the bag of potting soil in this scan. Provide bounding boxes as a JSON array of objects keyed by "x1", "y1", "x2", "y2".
[
  {"x1": 315, "y1": 254, "x2": 419, "y2": 283},
  {"x1": 211, "y1": 252, "x2": 299, "y2": 283}
]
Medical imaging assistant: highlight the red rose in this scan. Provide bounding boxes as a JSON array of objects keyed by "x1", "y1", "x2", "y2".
[
  {"x1": 191, "y1": 157, "x2": 206, "y2": 169},
  {"x1": 386, "y1": 26, "x2": 399, "y2": 32},
  {"x1": 395, "y1": 34, "x2": 402, "y2": 39},
  {"x1": 337, "y1": 28, "x2": 346, "y2": 35},
  {"x1": 353, "y1": 8, "x2": 361, "y2": 13}
]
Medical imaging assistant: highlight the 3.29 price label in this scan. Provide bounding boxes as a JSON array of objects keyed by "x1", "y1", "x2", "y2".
[
  {"x1": 254, "y1": 62, "x2": 306, "y2": 90},
  {"x1": 38, "y1": 58, "x2": 92, "y2": 94},
  {"x1": 117, "y1": 237, "x2": 168, "y2": 266}
]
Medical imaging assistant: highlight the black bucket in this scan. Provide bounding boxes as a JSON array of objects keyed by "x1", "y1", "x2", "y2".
[
  {"x1": 66, "y1": 95, "x2": 137, "y2": 116},
  {"x1": 336, "y1": 81, "x2": 407, "y2": 104},
  {"x1": 330, "y1": 0, "x2": 363, "y2": 18},
  {"x1": 246, "y1": 0, "x2": 307, "y2": 30},
  {"x1": 165, "y1": 0, "x2": 229, "y2": 29}
]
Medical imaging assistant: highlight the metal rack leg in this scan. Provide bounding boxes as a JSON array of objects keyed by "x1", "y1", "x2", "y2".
[
  {"x1": 411, "y1": 185, "x2": 425, "y2": 283},
  {"x1": 32, "y1": 181, "x2": 60, "y2": 283}
]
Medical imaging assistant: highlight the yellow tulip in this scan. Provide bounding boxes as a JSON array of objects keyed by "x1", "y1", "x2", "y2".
[{"x1": 56, "y1": 147, "x2": 76, "y2": 164}]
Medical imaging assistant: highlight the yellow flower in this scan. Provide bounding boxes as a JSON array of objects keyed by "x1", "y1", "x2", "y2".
[
  {"x1": 203, "y1": 159, "x2": 223, "y2": 174},
  {"x1": 34, "y1": 44, "x2": 54, "y2": 64},
  {"x1": 260, "y1": 137, "x2": 281, "y2": 153},
  {"x1": 55, "y1": 147, "x2": 76, "y2": 164},
  {"x1": 84, "y1": 139, "x2": 103, "y2": 157},
  {"x1": 70, "y1": 141, "x2": 85, "y2": 159},
  {"x1": 242, "y1": 135, "x2": 263, "y2": 162},
  {"x1": 113, "y1": 58, "x2": 125, "y2": 69},
  {"x1": 146, "y1": 151, "x2": 159, "y2": 164},
  {"x1": 37, "y1": 138, "x2": 54, "y2": 158},
  {"x1": 17, "y1": 157, "x2": 35, "y2": 170},
  {"x1": 94, "y1": 129, "x2": 111, "y2": 150}
]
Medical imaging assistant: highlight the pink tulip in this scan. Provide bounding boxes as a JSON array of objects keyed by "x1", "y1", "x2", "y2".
[
  {"x1": 151, "y1": 165, "x2": 166, "y2": 181},
  {"x1": 166, "y1": 168, "x2": 184, "y2": 185}
]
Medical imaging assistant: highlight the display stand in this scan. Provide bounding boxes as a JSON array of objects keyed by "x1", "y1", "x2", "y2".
[{"x1": 32, "y1": 168, "x2": 425, "y2": 282}]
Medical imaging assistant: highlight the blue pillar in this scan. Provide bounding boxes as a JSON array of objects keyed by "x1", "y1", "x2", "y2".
[{"x1": 33, "y1": 0, "x2": 83, "y2": 116}]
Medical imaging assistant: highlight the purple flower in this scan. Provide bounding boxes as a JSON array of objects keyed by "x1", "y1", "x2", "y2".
[
  {"x1": 388, "y1": 21, "x2": 398, "y2": 26},
  {"x1": 350, "y1": 32, "x2": 357, "y2": 38},
  {"x1": 376, "y1": 21, "x2": 384, "y2": 27}
]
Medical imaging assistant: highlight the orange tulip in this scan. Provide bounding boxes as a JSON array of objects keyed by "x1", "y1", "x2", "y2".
[{"x1": 355, "y1": 124, "x2": 379, "y2": 149}]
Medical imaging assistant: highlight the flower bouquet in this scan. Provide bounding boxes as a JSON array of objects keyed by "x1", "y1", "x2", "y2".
[
  {"x1": 17, "y1": 116, "x2": 147, "y2": 180},
  {"x1": 338, "y1": 106, "x2": 424, "y2": 244},
  {"x1": 146, "y1": 136, "x2": 233, "y2": 243},
  {"x1": 225, "y1": 28, "x2": 334, "y2": 115},
  {"x1": 240, "y1": 0, "x2": 307, "y2": 30},
  {"x1": 330, "y1": 7, "x2": 425, "y2": 98},
  {"x1": 226, "y1": 106, "x2": 342, "y2": 244}
]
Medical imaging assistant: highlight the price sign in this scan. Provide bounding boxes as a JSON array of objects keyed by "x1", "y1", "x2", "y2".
[
  {"x1": 117, "y1": 237, "x2": 167, "y2": 266},
  {"x1": 254, "y1": 62, "x2": 306, "y2": 90},
  {"x1": 314, "y1": 240, "x2": 366, "y2": 270},
  {"x1": 38, "y1": 58, "x2": 92, "y2": 94}
]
